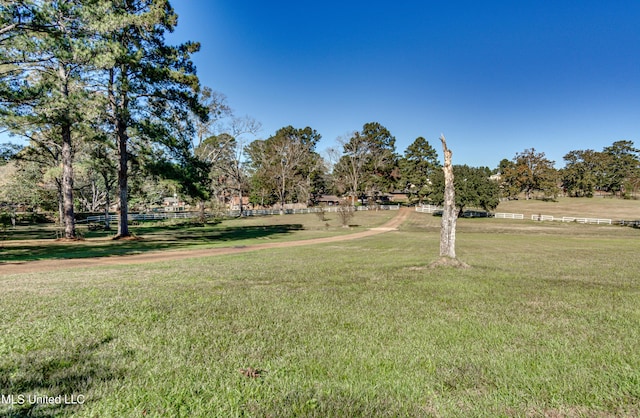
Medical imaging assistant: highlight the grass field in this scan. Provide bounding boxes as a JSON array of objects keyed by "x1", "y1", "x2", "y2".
[{"x1": 1, "y1": 202, "x2": 639, "y2": 416}]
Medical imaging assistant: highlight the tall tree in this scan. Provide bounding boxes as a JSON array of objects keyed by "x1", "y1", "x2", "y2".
[
  {"x1": 246, "y1": 126, "x2": 321, "y2": 214},
  {"x1": 333, "y1": 131, "x2": 369, "y2": 204},
  {"x1": 602, "y1": 140, "x2": 639, "y2": 197},
  {"x1": 429, "y1": 165, "x2": 499, "y2": 216},
  {"x1": 193, "y1": 117, "x2": 260, "y2": 213},
  {"x1": 399, "y1": 136, "x2": 440, "y2": 204},
  {"x1": 245, "y1": 139, "x2": 275, "y2": 208},
  {"x1": 333, "y1": 122, "x2": 398, "y2": 204},
  {"x1": 194, "y1": 132, "x2": 234, "y2": 210},
  {"x1": 95, "y1": 0, "x2": 206, "y2": 237},
  {"x1": 495, "y1": 158, "x2": 517, "y2": 199},
  {"x1": 0, "y1": 0, "x2": 100, "y2": 238},
  {"x1": 502, "y1": 148, "x2": 559, "y2": 200},
  {"x1": 228, "y1": 117, "x2": 261, "y2": 214},
  {"x1": 360, "y1": 122, "x2": 399, "y2": 201},
  {"x1": 561, "y1": 149, "x2": 607, "y2": 197}
]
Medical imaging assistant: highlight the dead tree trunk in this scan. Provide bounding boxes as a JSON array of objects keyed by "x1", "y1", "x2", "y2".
[
  {"x1": 439, "y1": 135, "x2": 456, "y2": 259},
  {"x1": 431, "y1": 135, "x2": 468, "y2": 268}
]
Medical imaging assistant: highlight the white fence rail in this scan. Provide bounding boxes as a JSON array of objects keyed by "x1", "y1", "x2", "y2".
[
  {"x1": 531, "y1": 214, "x2": 556, "y2": 221},
  {"x1": 569, "y1": 216, "x2": 610, "y2": 224},
  {"x1": 231, "y1": 205, "x2": 399, "y2": 217},
  {"x1": 415, "y1": 205, "x2": 442, "y2": 213},
  {"x1": 494, "y1": 212, "x2": 524, "y2": 220},
  {"x1": 79, "y1": 205, "x2": 401, "y2": 224},
  {"x1": 530, "y1": 214, "x2": 612, "y2": 224},
  {"x1": 416, "y1": 205, "x2": 617, "y2": 226}
]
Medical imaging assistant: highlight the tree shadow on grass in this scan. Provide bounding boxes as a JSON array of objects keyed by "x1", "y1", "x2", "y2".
[
  {"x1": 0, "y1": 224, "x2": 304, "y2": 263},
  {"x1": 0, "y1": 335, "x2": 124, "y2": 417},
  {"x1": 172, "y1": 224, "x2": 304, "y2": 242}
]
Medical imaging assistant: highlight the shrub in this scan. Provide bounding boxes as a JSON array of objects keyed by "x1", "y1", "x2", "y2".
[{"x1": 336, "y1": 202, "x2": 355, "y2": 228}]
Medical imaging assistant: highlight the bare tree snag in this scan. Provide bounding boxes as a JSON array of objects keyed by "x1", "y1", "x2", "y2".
[
  {"x1": 439, "y1": 134, "x2": 456, "y2": 258},
  {"x1": 431, "y1": 135, "x2": 469, "y2": 268}
]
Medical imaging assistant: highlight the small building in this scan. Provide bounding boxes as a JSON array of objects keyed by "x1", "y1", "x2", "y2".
[
  {"x1": 317, "y1": 195, "x2": 341, "y2": 206},
  {"x1": 386, "y1": 191, "x2": 409, "y2": 203},
  {"x1": 163, "y1": 196, "x2": 185, "y2": 212},
  {"x1": 229, "y1": 196, "x2": 250, "y2": 210}
]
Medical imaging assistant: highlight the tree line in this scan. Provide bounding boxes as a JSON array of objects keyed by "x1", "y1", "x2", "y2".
[
  {"x1": 498, "y1": 141, "x2": 640, "y2": 200},
  {"x1": 2, "y1": 2, "x2": 639, "y2": 240}
]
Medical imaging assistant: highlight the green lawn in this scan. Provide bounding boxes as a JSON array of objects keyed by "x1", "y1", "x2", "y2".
[{"x1": 1, "y1": 210, "x2": 639, "y2": 416}]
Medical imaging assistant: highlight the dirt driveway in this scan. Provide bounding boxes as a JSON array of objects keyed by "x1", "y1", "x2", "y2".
[{"x1": 0, "y1": 208, "x2": 411, "y2": 276}]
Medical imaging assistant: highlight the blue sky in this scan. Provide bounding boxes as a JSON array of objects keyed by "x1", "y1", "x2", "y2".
[
  {"x1": 2, "y1": 1, "x2": 638, "y2": 169},
  {"x1": 166, "y1": 0, "x2": 640, "y2": 168}
]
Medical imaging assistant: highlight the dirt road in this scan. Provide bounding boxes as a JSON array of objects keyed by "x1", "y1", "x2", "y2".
[{"x1": 0, "y1": 208, "x2": 411, "y2": 276}]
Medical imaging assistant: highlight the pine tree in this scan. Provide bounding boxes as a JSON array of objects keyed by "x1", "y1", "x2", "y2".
[
  {"x1": 399, "y1": 136, "x2": 440, "y2": 204},
  {"x1": 92, "y1": 0, "x2": 206, "y2": 238},
  {"x1": 0, "y1": 0, "x2": 100, "y2": 239}
]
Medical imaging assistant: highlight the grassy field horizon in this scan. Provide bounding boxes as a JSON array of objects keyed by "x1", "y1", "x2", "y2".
[{"x1": 1, "y1": 197, "x2": 638, "y2": 265}]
